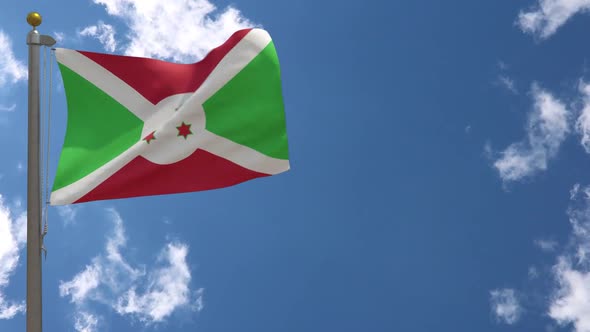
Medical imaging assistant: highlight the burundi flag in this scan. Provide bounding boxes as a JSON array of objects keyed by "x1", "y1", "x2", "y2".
[{"x1": 50, "y1": 28, "x2": 289, "y2": 205}]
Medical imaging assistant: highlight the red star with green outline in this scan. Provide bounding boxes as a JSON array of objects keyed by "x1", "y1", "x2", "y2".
[
  {"x1": 143, "y1": 131, "x2": 156, "y2": 144},
  {"x1": 176, "y1": 122, "x2": 193, "y2": 139}
]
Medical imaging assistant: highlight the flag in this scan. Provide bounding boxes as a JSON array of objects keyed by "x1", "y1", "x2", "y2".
[{"x1": 50, "y1": 28, "x2": 289, "y2": 205}]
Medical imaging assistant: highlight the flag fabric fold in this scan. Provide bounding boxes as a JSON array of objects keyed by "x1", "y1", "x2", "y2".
[{"x1": 50, "y1": 28, "x2": 289, "y2": 205}]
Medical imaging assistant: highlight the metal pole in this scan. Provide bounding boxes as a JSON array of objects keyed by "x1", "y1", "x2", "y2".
[{"x1": 25, "y1": 12, "x2": 55, "y2": 332}]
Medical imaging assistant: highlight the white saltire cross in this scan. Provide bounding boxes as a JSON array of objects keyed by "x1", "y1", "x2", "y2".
[{"x1": 51, "y1": 29, "x2": 289, "y2": 204}]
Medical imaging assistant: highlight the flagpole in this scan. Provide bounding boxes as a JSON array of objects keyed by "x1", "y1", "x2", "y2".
[{"x1": 26, "y1": 12, "x2": 55, "y2": 332}]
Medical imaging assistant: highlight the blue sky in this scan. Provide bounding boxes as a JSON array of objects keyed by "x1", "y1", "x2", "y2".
[{"x1": 5, "y1": 0, "x2": 590, "y2": 331}]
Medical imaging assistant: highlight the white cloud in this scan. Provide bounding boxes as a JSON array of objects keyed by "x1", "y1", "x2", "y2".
[
  {"x1": 114, "y1": 243, "x2": 199, "y2": 322},
  {"x1": 572, "y1": 183, "x2": 582, "y2": 199},
  {"x1": 565, "y1": 189, "x2": 590, "y2": 264},
  {"x1": 192, "y1": 288, "x2": 205, "y2": 312},
  {"x1": 60, "y1": 209, "x2": 143, "y2": 306},
  {"x1": 498, "y1": 60, "x2": 509, "y2": 71},
  {"x1": 0, "y1": 195, "x2": 26, "y2": 319},
  {"x1": 103, "y1": 209, "x2": 143, "y2": 280},
  {"x1": 0, "y1": 296, "x2": 23, "y2": 319},
  {"x1": 518, "y1": 0, "x2": 590, "y2": 39},
  {"x1": 56, "y1": 205, "x2": 79, "y2": 225},
  {"x1": 0, "y1": 104, "x2": 15, "y2": 112},
  {"x1": 91, "y1": 0, "x2": 255, "y2": 62},
  {"x1": 59, "y1": 264, "x2": 101, "y2": 305},
  {"x1": 78, "y1": 21, "x2": 117, "y2": 52},
  {"x1": 498, "y1": 75, "x2": 518, "y2": 94},
  {"x1": 574, "y1": 82, "x2": 590, "y2": 153},
  {"x1": 493, "y1": 84, "x2": 570, "y2": 182},
  {"x1": 74, "y1": 311, "x2": 99, "y2": 332},
  {"x1": 536, "y1": 239, "x2": 559, "y2": 252},
  {"x1": 490, "y1": 288, "x2": 522, "y2": 324},
  {"x1": 549, "y1": 258, "x2": 590, "y2": 332},
  {"x1": 0, "y1": 30, "x2": 27, "y2": 87},
  {"x1": 53, "y1": 32, "x2": 66, "y2": 44},
  {"x1": 490, "y1": 184, "x2": 590, "y2": 331},
  {"x1": 547, "y1": 184, "x2": 590, "y2": 331},
  {"x1": 60, "y1": 208, "x2": 201, "y2": 327}
]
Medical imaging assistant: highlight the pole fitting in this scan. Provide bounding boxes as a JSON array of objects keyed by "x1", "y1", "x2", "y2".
[{"x1": 26, "y1": 12, "x2": 42, "y2": 30}]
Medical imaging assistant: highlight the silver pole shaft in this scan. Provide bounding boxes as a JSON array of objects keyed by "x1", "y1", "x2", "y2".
[
  {"x1": 26, "y1": 28, "x2": 42, "y2": 332},
  {"x1": 26, "y1": 26, "x2": 55, "y2": 332}
]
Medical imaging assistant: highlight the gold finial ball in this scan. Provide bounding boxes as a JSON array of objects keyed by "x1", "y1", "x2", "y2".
[{"x1": 26, "y1": 12, "x2": 42, "y2": 27}]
